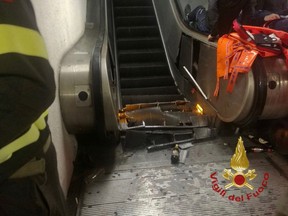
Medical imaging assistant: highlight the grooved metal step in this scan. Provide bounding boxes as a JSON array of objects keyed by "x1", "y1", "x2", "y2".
[
  {"x1": 117, "y1": 37, "x2": 162, "y2": 50},
  {"x1": 78, "y1": 137, "x2": 288, "y2": 216},
  {"x1": 116, "y1": 26, "x2": 159, "y2": 38},
  {"x1": 114, "y1": 0, "x2": 153, "y2": 7},
  {"x1": 120, "y1": 76, "x2": 175, "y2": 88},
  {"x1": 115, "y1": 16, "x2": 157, "y2": 27},
  {"x1": 119, "y1": 62, "x2": 169, "y2": 77},
  {"x1": 113, "y1": 0, "x2": 184, "y2": 107},
  {"x1": 118, "y1": 49, "x2": 166, "y2": 63},
  {"x1": 114, "y1": 6, "x2": 154, "y2": 17},
  {"x1": 121, "y1": 86, "x2": 180, "y2": 95},
  {"x1": 122, "y1": 95, "x2": 184, "y2": 105}
]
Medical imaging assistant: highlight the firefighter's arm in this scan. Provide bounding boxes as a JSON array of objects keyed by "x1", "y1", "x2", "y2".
[
  {"x1": 0, "y1": 1, "x2": 56, "y2": 148},
  {"x1": 0, "y1": 55, "x2": 56, "y2": 148}
]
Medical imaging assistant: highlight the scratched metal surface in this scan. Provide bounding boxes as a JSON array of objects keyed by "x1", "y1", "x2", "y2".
[{"x1": 78, "y1": 136, "x2": 288, "y2": 216}]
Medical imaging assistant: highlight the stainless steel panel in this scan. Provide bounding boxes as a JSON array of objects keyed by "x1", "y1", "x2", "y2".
[
  {"x1": 260, "y1": 57, "x2": 288, "y2": 119},
  {"x1": 60, "y1": 30, "x2": 98, "y2": 134},
  {"x1": 197, "y1": 43, "x2": 254, "y2": 123}
]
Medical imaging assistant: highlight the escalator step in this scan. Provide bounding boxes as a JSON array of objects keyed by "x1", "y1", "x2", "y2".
[
  {"x1": 120, "y1": 76, "x2": 175, "y2": 88},
  {"x1": 117, "y1": 37, "x2": 162, "y2": 50},
  {"x1": 116, "y1": 26, "x2": 159, "y2": 38},
  {"x1": 113, "y1": 0, "x2": 184, "y2": 107},
  {"x1": 122, "y1": 94, "x2": 184, "y2": 105},
  {"x1": 121, "y1": 86, "x2": 180, "y2": 95},
  {"x1": 114, "y1": 6, "x2": 154, "y2": 17},
  {"x1": 119, "y1": 62, "x2": 169, "y2": 77},
  {"x1": 114, "y1": 0, "x2": 153, "y2": 7},
  {"x1": 115, "y1": 16, "x2": 157, "y2": 27},
  {"x1": 118, "y1": 49, "x2": 166, "y2": 63}
]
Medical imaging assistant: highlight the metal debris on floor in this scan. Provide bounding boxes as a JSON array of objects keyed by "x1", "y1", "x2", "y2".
[{"x1": 77, "y1": 136, "x2": 288, "y2": 216}]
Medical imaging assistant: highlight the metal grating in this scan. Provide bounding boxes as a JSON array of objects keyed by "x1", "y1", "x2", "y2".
[{"x1": 78, "y1": 137, "x2": 288, "y2": 216}]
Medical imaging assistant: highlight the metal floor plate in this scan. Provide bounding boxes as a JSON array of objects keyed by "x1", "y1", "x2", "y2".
[{"x1": 77, "y1": 136, "x2": 288, "y2": 216}]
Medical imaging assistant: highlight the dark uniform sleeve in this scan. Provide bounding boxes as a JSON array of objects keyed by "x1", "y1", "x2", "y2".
[
  {"x1": 279, "y1": 0, "x2": 288, "y2": 15},
  {"x1": 255, "y1": 0, "x2": 264, "y2": 10},
  {"x1": 241, "y1": 0, "x2": 257, "y2": 25},
  {"x1": 207, "y1": 0, "x2": 219, "y2": 36},
  {"x1": 0, "y1": 0, "x2": 56, "y2": 148},
  {"x1": 0, "y1": 0, "x2": 56, "y2": 181},
  {"x1": 210, "y1": 0, "x2": 253, "y2": 37},
  {"x1": 0, "y1": 2, "x2": 68, "y2": 215}
]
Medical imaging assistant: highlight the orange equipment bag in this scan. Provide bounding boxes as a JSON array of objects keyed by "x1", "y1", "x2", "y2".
[
  {"x1": 214, "y1": 20, "x2": 288, "y2": 96},
  {"x1": 242, "y1": 24, "x2": 288, "y2": 63},
  {"x1": 214, "y1": 33, "x2": 259, "y2": 96}
]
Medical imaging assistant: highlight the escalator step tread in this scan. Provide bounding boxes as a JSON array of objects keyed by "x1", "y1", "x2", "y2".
[
  {"x1": 118, "y1": 48, "x2": 164, "y2": 54},
  {"x1": 118, "y1": 49, "x2": 166, "y2": 63},
  {"x1": 117, "y1": 37, "x2": 162, "y2": 50},
  {"x1": 120, "y1": 76, "x2": 175, "y2": 88},
  {"x1": 114, "y1": 6, "x2": 154, "y2": 17},
  {"x1": 113, "y1": 0, "x2": 184, "y2": 108},
  {"x1": 114, "y1": 0, "x2": 153, "y2": 7},
  {"x1": 115, "y1": 16, "x2": 157, "y2": 27},
  {"x1": 116, "y1": 26, "x2": 159, "y2": 38},
  {"x1": 119, "y1": 62, "x2": 167, "y2": 68},
  {"x1": 121, "y1": 86, "x2": 180, "y2": 95},
  {"x1": 119, "y1": 62, "x2": 169, "y2": 77},
  {"x1": 122, "y1": 95, "x2": 184, "y2": 106},
  {"x1": 117, "y1": 36, "x2": 161, "y2": 43}
]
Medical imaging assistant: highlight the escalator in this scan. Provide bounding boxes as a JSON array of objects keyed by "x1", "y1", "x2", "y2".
[
  {"x1": 69, "y1": 1, "x2": 288, "y2": 215},
  {"x1": 111, "y1": 0, "x2": 216, "y2": 151},
  {"x1": 59, "y1": 0, "x2": 217, "y2": 142},
  {"x1": 113, "y1": 0, "x2": 184, "y2": 106}
]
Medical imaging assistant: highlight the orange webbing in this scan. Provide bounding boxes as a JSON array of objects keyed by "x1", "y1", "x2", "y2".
[
  {"x1": 214, "y1": 33, "x2": 258, "y2": 96},
  {"x1": 214, "y1": 32, "x2": 281, "y2": 97}
]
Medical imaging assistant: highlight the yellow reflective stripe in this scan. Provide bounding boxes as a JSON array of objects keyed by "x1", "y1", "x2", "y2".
[
  {"x1": 0, "y1": 125, "x2": 40, "y2": 163},
  {"x1": 0, "y1": 24, "x2": 48, "y2": 59},
  {"x1": 0, "y1": 111, "x2": 49, "y2": 164},
  {"x1": 34, "y1": 110, "x2": 48, "y2": 130}
]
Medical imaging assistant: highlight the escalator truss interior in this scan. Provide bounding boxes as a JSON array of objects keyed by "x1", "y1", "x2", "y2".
[{"x1": 112, "y1": 0, "x2": 216, "y2": 147}]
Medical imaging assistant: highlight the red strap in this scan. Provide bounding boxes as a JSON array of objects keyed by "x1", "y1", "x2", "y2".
[
  {"x1": 232, "y1": 19, "x2": 285, "y2": 57},
  {"x1": 242, "y1": 25, "x2": 288, "y2": 47},
  {"x1": 226, "y1": 49, "x2": 258, "y2": 92},
  {"x1": 214, "y1": 34, "x2": 259, "y2": 96},
  {"x1": 227, "y1": 70, "x2": 239, "y2": 93}
]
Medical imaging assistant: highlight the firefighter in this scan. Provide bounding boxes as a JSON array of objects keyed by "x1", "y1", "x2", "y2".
[{"x1": 0, "y1": 0, "x2": 68, "y2": 215}]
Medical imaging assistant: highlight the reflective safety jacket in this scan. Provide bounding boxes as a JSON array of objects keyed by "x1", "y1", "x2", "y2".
[{"x1": 0, "y1": 0, "x2": 55, "y2": 181}]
